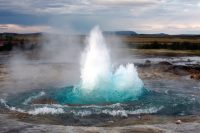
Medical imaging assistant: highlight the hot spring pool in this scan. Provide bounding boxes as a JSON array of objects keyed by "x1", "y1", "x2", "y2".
[{"x1": 1, "y1": 85, "x2": 200, "y2": 118}]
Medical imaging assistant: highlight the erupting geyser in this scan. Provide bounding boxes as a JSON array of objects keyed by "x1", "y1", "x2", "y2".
[
  {"x1": 63, "y1": 26, "x2": 144, "y2": 104},
  {"x1": 1, "y1": 26, "x2": 199, "y2": 119}
]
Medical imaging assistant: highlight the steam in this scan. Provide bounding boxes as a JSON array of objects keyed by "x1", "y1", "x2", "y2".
[{"x1": 5, "y1": 33, "x2": 83, "y2": 93}]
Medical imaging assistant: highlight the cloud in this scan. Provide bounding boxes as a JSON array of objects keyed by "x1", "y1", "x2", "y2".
[
  {"x1": 1, "y1": 0, "x2": 200, "y2": 34},
  {"x1": 0, "y1": 25, "x2": 8, "y2": 30},
  {"x1": 90, "y1": 0, "x2": 164, "y2": 6},
  {"x1": 0, "y1": 0, "x2": 165, "y2": 15},
  {"x1": 0, "y1": 24, "x2": 56, "y2": 33},
  {"x1": 144, "y1": 23, "x2": 200, "y2": 33},
  {"x1": 0, "y1": 0, "x2": 95, "y2": 15}
]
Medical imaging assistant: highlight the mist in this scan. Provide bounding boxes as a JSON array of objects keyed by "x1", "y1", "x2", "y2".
[
  {"x1": 3, "y1": 33, "x2": 82, "y2": 93},
  {"x1": 2, "y1": 26, "x2": 135, "y2": 95}
]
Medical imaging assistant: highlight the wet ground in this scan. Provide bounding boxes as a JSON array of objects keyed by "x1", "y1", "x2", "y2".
[
  {"x1": 1, "y1": 113, "x2": 200, "y2": 133},
  {"x1": 0, "y1": 50, "x2": 200, "y2": 132}
]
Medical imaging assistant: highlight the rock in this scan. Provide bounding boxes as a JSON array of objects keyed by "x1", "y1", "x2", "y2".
[
  {"x1": 172, "y1": 66, "x2": 189, "y2": 76},
  {"x1": 191, "y1": 73, "x2": 200, "y2": 80},
  {"x1": 120, "y1": 126, "x2": 164, "y2": 133},
  {"x1": 31, "y1": 98, "x2": 58, "y2": 104},
  {"x1": 145, "y1": 60, "x2": 151, "y2": 65},
  {"x1": 108, "y1": 121, "x2": 114, "y2": 123},
  {"x1": 158, "y1": 61, "x2": 172, "y2": 66},
  {"x1": 175, "y1": 120, "x2": 182, "y2": 124}
]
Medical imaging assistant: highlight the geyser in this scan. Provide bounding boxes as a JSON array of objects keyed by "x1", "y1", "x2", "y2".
[
  {"x1": 61, "y1": 26, "x2": 144, "y2": 104},
  {"x1": 2, "y1": 26, "x2": 200, "y2": 121}
]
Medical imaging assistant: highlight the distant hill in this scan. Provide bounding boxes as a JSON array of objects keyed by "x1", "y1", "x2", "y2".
[
  {"x1": 0, "y1": 32, "x2": 42, "y2": 36},
  {"x1": 103, "y1": 31, "x2": 138, "y2": 36},
  {"x1": 104, "y1": 31, "x2": 172, "y2": 36},
  {"x1": 2, "y1": 32, "x2": 200, "y2": 37},
  {"x1": 1, "y1": 32, "x2": 200, "y2": 51}
]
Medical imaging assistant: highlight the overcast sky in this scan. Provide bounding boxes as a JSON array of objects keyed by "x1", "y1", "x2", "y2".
[{"x1": 0, "y1": 0, "x2": 200, "y2": 34}]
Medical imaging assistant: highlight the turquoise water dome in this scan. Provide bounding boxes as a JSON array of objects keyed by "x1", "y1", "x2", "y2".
[{"x1": 55, "y1": 26, "x2": 144, "y2": 105}]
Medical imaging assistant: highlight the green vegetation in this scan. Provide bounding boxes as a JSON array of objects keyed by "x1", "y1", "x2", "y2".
[
  {"x1": 0, "y1": 33, "x2": 42, "y2": 51},
  {"x1": 130, "y1": 49, "x2": 200, "y2": 56},
  {"x1": 128, "y1": 41, "x2": 200, "y2": 50},
  {"x1": 120, "y1": 35, "x2": 200, "y2": 50},
  {"x1": 1, "y1": 33, "x2": 200, "y2": 51}
]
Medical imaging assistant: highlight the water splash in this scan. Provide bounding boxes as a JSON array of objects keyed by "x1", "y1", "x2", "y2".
[
  {"x1": 81, "y1": 26, "x2": 111, "y2": 91},
  {"x1": 64, "y1": 26, "x2": 144, "y2": 104}
]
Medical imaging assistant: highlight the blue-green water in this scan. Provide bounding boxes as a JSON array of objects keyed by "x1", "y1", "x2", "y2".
[
  {"x1": 1, "y1": 85, "x2": 200, "y2": 117},
  {"x1": 53, "y1": 85, "x2": 146, "y2": 105}
]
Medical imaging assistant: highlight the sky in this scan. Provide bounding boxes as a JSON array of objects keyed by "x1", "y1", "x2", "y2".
[{"x1": 0, "y1": 0, "x2": 200, "y2": 34}]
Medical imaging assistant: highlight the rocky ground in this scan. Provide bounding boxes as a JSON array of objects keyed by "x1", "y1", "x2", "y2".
[
  {"x1": 138, "y1": 61, "x2": 200, "y2": 80},
  {"x1": 0, "y1": 51, "x2": 200, "y2": 133},
  {"x1": 1, "y1": 113, "x2": 200, "y2": 133}
]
